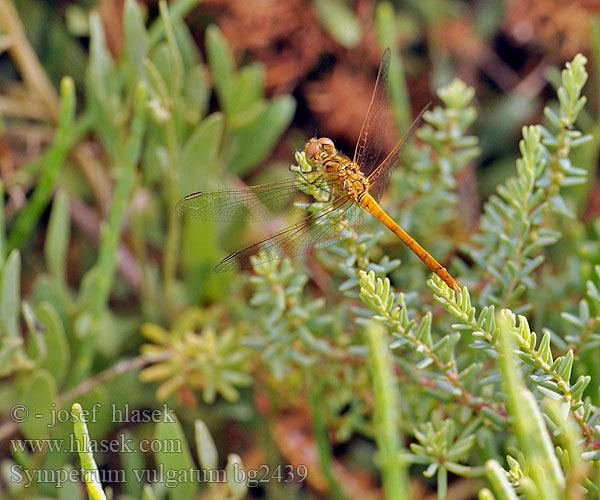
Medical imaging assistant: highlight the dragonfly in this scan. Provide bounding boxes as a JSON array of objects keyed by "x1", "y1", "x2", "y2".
[{"x1": 177, "y1": 48, "x2": 460, "y2": 293}]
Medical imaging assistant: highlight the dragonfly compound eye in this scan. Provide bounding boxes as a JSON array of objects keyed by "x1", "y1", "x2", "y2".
[
  {"x1": 318, "y1": 137, "x2": 334, "y2": 155},
  {"x1": 305, "y1": 140, "x2": 320, "y2": 159}
]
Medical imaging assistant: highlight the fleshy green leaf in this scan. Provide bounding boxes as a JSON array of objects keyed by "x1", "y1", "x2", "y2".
[
  {"x1": 1, "y1": 250, "x2": 21, "y2": 338},
  {"x1": 45, "y1": 190, "x2": 70, "y2": 281},
  {"x1": 226, "y1": 95, "x2": 295, "y2": 175},
  {"x1": 36, "y1": 302, "x2": 70, "y2": 385},
  {"x1": 123, "y1": 0, "x2": 149, "y2": 72},
  {"x1": 154, "y1": 412, "x2": 197, "y2": 500},
  {"x1": 179, "y1": 112, "x2": 225, "y2": 194},
  {"x1": 18, "y1": 369, "x2": 57, "y2": 439},
  {"x1": 205, "y1": 24, "x2": 235, "y2": 114},
  {"x1": 314, "y1": 0, "x2": 361, "y2": 47}
]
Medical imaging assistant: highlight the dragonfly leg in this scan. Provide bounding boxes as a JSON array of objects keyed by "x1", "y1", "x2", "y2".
[
  {"x1": 326, "y1": 187, "x2": 335, "y2": 202},
  {"x1": 297, "y1": 160, "x2": 318, "y2": 175},
  {"x1": 296, "y1": 169, "x2": 325, "y2": 188},
  {"x1": 295, "y1": 165, "x2": 317, "y2": 182},
  {"x1": 307, "y1": 174, "x2": 324, "y2": 185}
]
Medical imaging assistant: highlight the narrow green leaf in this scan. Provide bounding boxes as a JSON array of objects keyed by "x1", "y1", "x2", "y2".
[
  {"x1": 229, "y1": 64, "x2": 265, "y2": 119},
  {"x1": 225, "y1": 454, "x2": 248, "y2": 500},
  {"x1": 172, "y1": 17, "x2": 200, "y2": 71},
  {"x1": 538, "y1": 331, "x2": 553, "y2": 365},
  {"x1": 0, "y1": 180, "x2": 5, "y2": 267},
  {"x1": 18, "y1": 369, "x2": 57, "y2": 439},
  {"x1": 195, "y1": 419, "x2": 218, "y2": 471},
  {"x1": 45, "y1": 190, "x2": 70, "y2": 280},
  {"x1": 158, "y1": 1, "x2": 184, "y2": 97},
  {"x1": 497, "y1": 312, "x2": 564, "y2": 498},
  {"x1": 154, "y1": 412, "x2": 197, "y2": 500},
  {"x1": 415, "y1": 312, "x2": 432, "y2": 346},
  {"x1": 141, "y1": 484, "x2": 159, "y2": 500},
  {"x1": 557, "y1": 350, "x2": 573, "y2": 382},
  {"x1": 87, "y1": 14, "x2": 120, "y2": 157},
  {"x1": 123, "y1": 0, "x2": 149, "y2": 71},
  {"x1": 431, "y1": 335, "x2": 451, "y2": 353},
  {"x1": 0, "y1": 339, "x2": 25, "y2": 377},
  {"x1": 544, "y1": 106, "x2": 561, "y2": 129},
  {"x1": 308, "y1": 381, "x2": 348, "y2": 500},
  {"x1": 180, "y1": 112, "x2": 225, "y2": 195},
  {"x1": 569, "y1": 375, "x2": 590, "y2": 401},
  {"x1": 314, "y1": 0, "x2": 361, "y2": 47},
  {"x1": 120, "y1": 430, "x2": 144, "y2": 497},
  {"x1": 74, "y1": 83, "x2": 147, "y2": 381},
  {"x1": 416, "y1": 358, "x2": 434, "y2": 370},
  {"x1": 151, "y1": 42, "x2": 181, "y2": 99},
  {"x1": 148, "y1": 0, "x2": 198, "y2": 46},
  {"x1": 184, "y1": 65, "x2": 210, "y2": 120},
  {"x1": 72, "y1": 403, "x2": 107, "y2": 500},
  {"x1": 205, "y1": 25, "x2": 235, "y2": 114},
  {"x1": 8, "y1": 77, "x2": 76, "y2": 250},
  {"x1": 364, "y1": 321, "x2": 409, "y2": 499},
  {"x1": 375, "y1": 1, "x2": 410, "y2": 131},
  {"x1": 226, "y1": 95, "x2": 296, "y2": 175},
  {"x1": 1, "y1": 250, "x2": 21, "y2": 338},
  {"x1": 479, "y1": 488, "x2": 497, "y2": 500},
  {"x1": 144, "y1": 56, "x2": 169, "y2": 103},
  {"x1": 537, "y1": 385, "x2": 562, "y2": 400},
  {"x1": 24, "y1": 301, "x2": 47, "y2": 364},
  {"x1": 485, "y1": 460, "x2": 519, "y2": 500},
  {"x1": 36, "y1": 302, "x2": 70, "y2": 385},
  {"x1": 57, "y1": 465, "x2": 86, "y2": 500}
]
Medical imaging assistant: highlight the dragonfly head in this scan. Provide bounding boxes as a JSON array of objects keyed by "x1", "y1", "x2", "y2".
[{"x1": 305, "y1": 137, "x2": 335, "y2": 163}]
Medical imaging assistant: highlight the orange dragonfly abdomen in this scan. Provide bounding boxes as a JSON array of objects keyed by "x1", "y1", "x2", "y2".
[
  {"x1": 312, "y1": 145, "x2": 460, "y2": 293},
  {"x1": 357, "y1": 192, "x2": 460, "y2": 293}
]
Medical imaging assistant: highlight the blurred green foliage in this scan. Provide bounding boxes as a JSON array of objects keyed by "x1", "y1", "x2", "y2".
[{"x1": 1, "y1": 0, "x2": 600, "y2": 499}]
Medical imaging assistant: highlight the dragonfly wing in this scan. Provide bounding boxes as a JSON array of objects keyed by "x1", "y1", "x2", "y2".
[
  {"x1": 353, "y1": 48, "x2": 391, "y2": 177},
  {"x1": 367, "y1": 103, "x2": 430, "y2": 202},
  {"x1": 213, "y1": 195, "x2": 360, "y2": 271},
  {"x1": 176, "y1": 177, "x2": 334, "y2": 222}
]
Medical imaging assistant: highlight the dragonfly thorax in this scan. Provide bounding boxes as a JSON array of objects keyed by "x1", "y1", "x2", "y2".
[
  {"x1": 305, "y1": 137, "x2": 370, "y2": 201},
  {"x1": 337, "y1": 161, "x2": 370, "y2": 201}
]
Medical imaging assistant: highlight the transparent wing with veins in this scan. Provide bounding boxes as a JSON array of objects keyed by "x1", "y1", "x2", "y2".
[
  {"x1": 367, "y1": 103, "x2": 430, "y2": 202},
  {"x1": 353, "y1": 48, "x2": 391, "y2": 180},
  {"x1": 176, "y1": 170, "x2": 361, "y2": 271},
  {"x1": 213, "y1": 195, "x2": 361, "y2": 272},
  {"x1": 176, "y1": 177, "x2": 334, "y2": 222}
]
